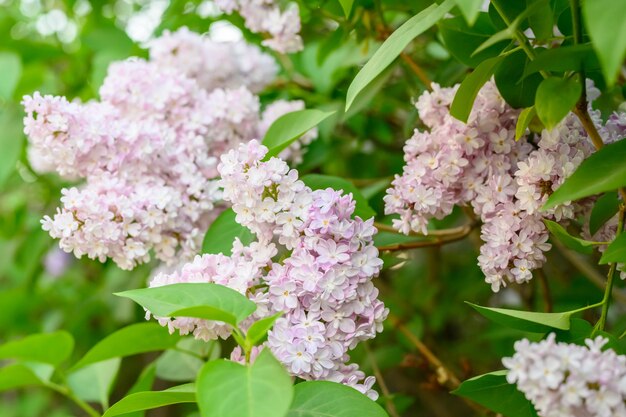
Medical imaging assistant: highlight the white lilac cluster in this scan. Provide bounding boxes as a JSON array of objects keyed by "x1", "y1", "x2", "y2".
[
  {"x1": 214, "y1": 0, "x2": 303, "y2": 53},
  {"x1": 148, "y1": 140, "x2": 387, "y2": 399},
  {"x1": 384, "y1": 80, "x2": 626, "y2": 291},
  {"x1": 24, "y1": 28, "x2": 316, "y2": 270},
  {"x1": 503, "y1": 334, "x2": 626, "y2": 417}
]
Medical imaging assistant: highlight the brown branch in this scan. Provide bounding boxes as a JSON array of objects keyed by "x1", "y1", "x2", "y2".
[
  {"x1": 376, "y1": 223, "x2": 477, "y2": 252},
  {"x1": 364, "y1": 343, "x2": 401, "y2": 417},
  {"x1": 400, "y1": 53, "x2": 433, "y2": 91}
]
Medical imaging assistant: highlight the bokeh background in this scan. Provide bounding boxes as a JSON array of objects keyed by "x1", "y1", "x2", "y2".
[{"x1": 1, "y1": 1, "x2": 623, "y2": 416}]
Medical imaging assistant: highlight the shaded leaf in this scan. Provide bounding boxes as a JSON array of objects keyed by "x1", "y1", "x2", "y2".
[
  {"x1": 68, "y1": 358, "x2": 121, "y2": 409},
  {"x1": 455, "y1": 0, "x2": 483, "y2": 26},
  {"x1": 103, "y1": 384, "x2": 196, "y2": 417},
  {"x1": 599, "y1": 234, "x2": 626, "y2": 265},
  {"x1": 202, "y1": 209, "x2": 255, "y2": 256},
  {"x1": 0, "y1": 331, "x2": 74, "y2": 366},
  {"x1": 543, "y1": 219, "x2": 595, "y2": 254},
  {"x1": 263, "y1": 110, "x2": 335, "y2": 159},
  {"x1": 515, "y1": 106, "x2": 537, "y2": 140},
  {"x1": 451, "y1": 56, "x2": 503, "y2": 122},
  {"x1": 535, "y1": 76, "x2": 581, "y2": 130},
  {"x1": 590, "y1": 193, "x2": 620, "y2": 236},
  {"x1": 0, "y1": 364, "x2": 46, "y2": 392}
]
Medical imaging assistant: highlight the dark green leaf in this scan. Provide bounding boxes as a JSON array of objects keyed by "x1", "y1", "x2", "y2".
[
  {"x1": 202, "y1": 209, "x2": 255, "y2": 256},
  {"x1": 453, "y1": 371, "x2": 538, "y2": 417},
  {"x1": 103, "y1": 384, "x2": 196, "y2": 417},
  {"x1": 337, "y1": 0, "x2": 355, "y2": 18},
  {"x1": 72, "y1": 323, "x2": 180, "y2": 370},
  {"x1": 345, "y1": 0, "x2": 455, "y2": 110},
  {"x1": 451, "y1": 56, "x2": 503, "y2": 122},
  {"x1": 455, "y1": 0, "x2": 483, "y2": 26},
  {"x1": 0, "y1": 331, "x2": 74, "y2": 366},
  {"x1": 287, "y1": 381, "x2": 387, "y2": 417},
  {"x1": 590, "y1": 193, "x2": 620, "y2": 235},
  {"x1": 301, "y1": 174, "x2": 377, "y2": 219},
  {"x1": 583, "y1": 0, "x2": 626, "y2": 85},
  {"x1": 263, "y1": 109, "x2": 335, "y2": 159},
  {"x1": 535, "y1": 76, "x2": 581, "y2": 130},
  {"x1": 524, "y1": 45, "x2": 600, "y2": 77},
  {"x1": 467, "y1": 302, "x2": 572, "y2": 332},
  {"x1": 116, "y1": 283, "x2": 257, "y2": 327},
  {"x1": 495, "y1": 50, "x2": 543, "y2": 108},
  {"x1": 599, "y1": 233, "x2": 626, "y2": 265},
  {"x1": 543, "y1": 219, "x2": 595, "y2": 254},
  {"x1": 197, "y1": 349, "x2": 293, "y2": 417},
  {"x1": 543, "y1": 139, "x2": 626, "y2": 210},
  {"x1": 527, "y1": 0, "x2": 553, "y2": 40},
  {"x1": 439, "y1": 14, "x2": 510, "y2": 68}
]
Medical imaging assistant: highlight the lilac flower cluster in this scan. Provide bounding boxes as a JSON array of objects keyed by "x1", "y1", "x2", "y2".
[
  {"x1": 385, "y1": 81, "x2": 626, "y2": 291},
  {"x1": 503, "y1": 334, "x2": 626, "y2": 417},
  {"x1": 214, "y1": 0, "x2": 303, "y2": 53},
  {"x1": 24, "y1": 28, "x2": 316, "y2": 270},
  {"x1": 149, "y1": 140, "x2": 387, "y2": 399}
]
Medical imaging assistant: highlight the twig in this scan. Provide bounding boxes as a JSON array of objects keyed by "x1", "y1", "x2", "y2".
[
  {"x1": 48, "y1": 382, "x2": 101, "y2": 417},
  {"x1": 536, "y1": 268, "x2": 553, "y2": 313},
  {"x1": 376, "y1": 223, "x2": 476, "y2": 252},
  {"x1": 400, "y1": 53, "x2": 433, "y2": 91},
  {"x1": 364, "y1": 343, "x2": 401, "y2": 417}
]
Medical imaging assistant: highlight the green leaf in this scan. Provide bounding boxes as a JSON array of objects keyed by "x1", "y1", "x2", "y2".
[
  {"x1": 543, "y1": 139, "x2": 626, "y2": 210},
  {"x1": 116, "y1": 283, "x2": 257, "y2": 327},
  {"x1": 68, "y1": 358, "x2": 121, "y2": 409},
  {"x1": 246, "y1": 313, "x2": 282, "y2": 347},
  {"x1": 495, "y1": 49, "x2": 543, "y2": 108},
  {"x1": 523, "y1": 44, "x2": 600, "y2": 77},
  {"x1": 72, "y1": 323, "x2": 180, "y2": 370},
  {"x1": 455, "y1": 0, "x2": 483, "y2": 26},
  {"x1": 535, "y1": 76, "x2": 581, "y2": 130},
  {"x1": 439, "y1": 13, "x2": 509, "y2": 68},
  {"x1": 467, "y1": 302, "x2": 572, "y2": 332},
  {"x1": 156, "y1": 350, "x2": 204, "y2": 382},
  {"x1": 0, "y1": 52, "x2": 22, "y2": 100},
  {"x1": 337, "y1": 0, "x2": 355, "y2": 18},
  {"x1": 526, "y1": 0, "x2": 553, "y2": 41},
  {"x1": 0, "y1": 331, "x2": 74, "y2": 366},
  {"x1": 583, "y1": 0, "x2": 626, "y2": 86},
  {"x1": 543, "y1": 219, "x2": 595, "y2": 254},
  {"x1": 599, "y1": 233, "x2": 626, "y2": 265},
  {"x1": 202, "y1": 209, "x2": 255, "y2": 256},
  {"x1": 0, "y1": 108, "x2": 25, "y2": 188},
  {"x1": 515, "y1": 107, "x2": 537, "y2": 140},
  {"x1": 301, "y1": 174, "x2": 377, "y2": 219},
  {"x1": 590, "y1": 193, "x2": 620, "y2": 236},
  {"x1": 263, "y1": 109, "x2": 335, "y2": 159},
  {"x1": 103, "y1": 384, "x2": 196, "y2": 417},
  {"x1": 453, "y1": 371, "x2": 538, "y2": 417},
  {"x1": 345, "y1": 0, "x2": 455, "y2": 111},
  {"x1": 450, "y1": 56, "x2": 503, "y2": 123},
  {"x1": 197, "y1": 349, "x2": 293, "y2": 417},
  {"x1": 0, "y1": 364, "x2": 46, "y2": 392},
  {"x1": 287, "y1": 381, "x2": 388, "y2": 417}
]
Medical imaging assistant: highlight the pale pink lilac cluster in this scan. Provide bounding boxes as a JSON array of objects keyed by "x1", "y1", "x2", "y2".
[
  {"x1": 214, "y1": 0, "x2": 303, "y2": 53},
  {"x1": 385, "y1": 80, "x2": 626, "y2": 291},
  {"x1": 148, "y1": 140, "x2": 387, "y2": 399},
  {"x1": 24, "y1": 28, "x2": 316, "y2": 270},
  {"x1": 503, "y1": 334, "x2": 626, "y2": 417}
]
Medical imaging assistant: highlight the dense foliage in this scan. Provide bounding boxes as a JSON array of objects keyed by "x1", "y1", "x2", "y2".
[{"x1": 1, "y1": 0, "x2": 626, "y2": 416}]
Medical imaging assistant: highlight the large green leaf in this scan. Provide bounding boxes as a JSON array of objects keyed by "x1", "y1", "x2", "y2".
[
  {"x1": 0, "y1": 52, "x2": 22, "y2": 100},
  {"x1": 245, "y1": 313, "x2": 282, "y2": 348},
  {"x1": 599, "y1": 234, "x2": 626, "y2": 265},
  {"x1": 345, "y1": 0, "x2": 455, "y2": 111},
  {"x1": 116, "y1": 283, "x2": 256, "y2": 327},
  {"x1": 156, "y1": 350, "x2": 204, "y2": 382},
  {"x1": 535, "y1": 76, "x2": 581, "y2": 130},
  {"x1": 543, "y1": 219, "x2": 595, "y2": 254},
  {"x1": 72, "y1": 323, "x2": 180, "y2": 370},
  {"x1": 455, "y1": 0, "x2": 483, "y2": 26},
  {"x1": 0, "y1": 364, "x2": 46, "y2": 392},
  {"x1": 262, "y1": 109, "x2": 335, "y2": 159},
  {"x1": 453, "y1": 371, "x2": 538, "y2": 417},
  {"x1": 589, "y1": 193, "x2": 620, "y2": 236},
  {"x1": 439, "y1": 13, "x2": 509, "y2": 68},
  {"x1": 450, "y1": 56, "x2": 503, "y2": 123},
  {"x1": 0, "y1": 331, "x2": 74, "y2": 366},
  {"x1": 467, "y1": 302, "x2": 572, "y2": 332},
  {"x1": 202, "y1": 209, "x2": 255, "y2": 256},
  {"x1": 287, "y1": 381, "x2": 388, "y2": 417},
  {"x1": 583, "y1": 0, "x2": 626, "y2": 85},
  {"x1": 68, "y1": 358, "x2": 121, "y2": 409},
  {"x1": 543, "y1": 139, "x2": 626, "y2": 210},
  {"x1": 494, "y1": 50, "x2": 543, "y2": 109},
  {"x1": 103, "y1": 384, "x2": 196, "y2": 417},
  {"x1": 197, "y1": 350, "x2": 293, "y2": 417},
  {"x1": 301, "y1": 174, "x2": 376, "y2": 219},
  {"x1": 524, "y1": 44, "x2": 600, "y2": 77}
]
